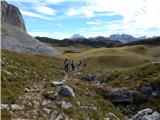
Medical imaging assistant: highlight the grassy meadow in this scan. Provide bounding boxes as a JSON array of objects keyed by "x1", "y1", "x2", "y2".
[{"x1": 1, "y1": 44, "x2": 160, "y2": 119}]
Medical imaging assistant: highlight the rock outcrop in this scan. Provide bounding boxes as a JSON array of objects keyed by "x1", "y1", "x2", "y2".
[
  {"x1": 59, "y1": 86, "x2": 75, "y2": 98},
  {"x1": 129, "y1": 108, "x2": 160, "y2": 120},
  {"x1": 1, "y1": 1, "x2": 26, "y2": 31},
  {"x1": 105, "y1": 88, "x2": 134, "y2": 104},
  {"x1": 1, "y1": 1, "x2": 59, "y2": 56}
]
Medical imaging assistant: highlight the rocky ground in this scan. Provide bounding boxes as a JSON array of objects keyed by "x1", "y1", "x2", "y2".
[
  {"x1": 1, "y1": 72, "x2": 122, "y2": 120},
  {"x1": 2, "y1": 70, "x2": 160, "y2": 120}
]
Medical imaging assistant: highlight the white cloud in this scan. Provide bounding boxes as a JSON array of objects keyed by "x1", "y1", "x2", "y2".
[
  {"x1": 47, "y1": 0, "x2": 64, "y2": 4},
  {"x1": 66, "y1": 7, "x2": 94, "y2": 18},
  {"x1": 67, "y1": 0, "x2": 160, "y2": 37},
  {"x1": 21, "y1": 10, "x2": 52, "y2": 20},
  {"x1": 86, "y1": 20, "x2": 101, "y2": 25},
  {"x1": 28, "y1": 31, "x2": 71, "y2": 39},
  {"x1": 33, "y1": 5, "x2": 56, "y2": 15}
]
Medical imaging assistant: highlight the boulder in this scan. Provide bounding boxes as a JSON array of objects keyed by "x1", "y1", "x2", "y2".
[
  {"x1": 139, "y1": 86, "x2": 152, "y2": 95},
  {"x1": 152, "y1": 89, "x2": 160, "y2": 97},
  {"x1": 106, "y1": 88, "x2": 134, "y2": 104},
  {"x1": 59, "y1": 86, "x2": 75, "y2": 98},
  {"x1": 130, "y1": 108, "x2": 160, "y2": 120},
  {"x1": 61, "y1": 101, "x2": 72, "y2": 111}
]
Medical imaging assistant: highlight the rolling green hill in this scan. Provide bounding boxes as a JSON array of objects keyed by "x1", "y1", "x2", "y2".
[{"x1": 62, "y1": 45, "x2": 160, "y2": 71}]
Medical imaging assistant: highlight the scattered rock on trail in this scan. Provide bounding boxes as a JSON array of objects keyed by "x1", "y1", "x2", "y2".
[
  {"x1": 61, "y1": 101, "x2": 73, "y2": 111},
  {"x1": 108, "y1": 112, "x2": 120, "y2": 120},
  {"x1": 11, "y1": 104, "x2": 24, "y2": 111},
  {"x1": 86, "y1": 74, "x2": 98, "y2": 81},
  {"x1": 129, "y1": 108, "x2": 160, "y2": 120},
  {"x1": 1, "y1": 104, "x2": 9, "y2": 110},
  {"x1": 55, "y1": 114, "x2": 64, "y2": 120},
  {"x1": 80, "y1": 104, "x2": 97, "y2": 111},
  {"x1": 24, "y1": 88, "x2": 30, "y2": 93},
  {"x1": 59, "y1": 86, "x2": 75, "y2": 98}
]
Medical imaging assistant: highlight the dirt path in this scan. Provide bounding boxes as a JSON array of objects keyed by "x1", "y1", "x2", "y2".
[{"x1": 11, "y1": 74, "x2": 71, "y2": 120}]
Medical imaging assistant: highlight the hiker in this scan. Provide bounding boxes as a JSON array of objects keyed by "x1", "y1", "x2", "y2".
[
  {"x1": 71, "y1": 60, "x2": 75, "y2": 71},
  {"x1": 77, "y1": 61, "x2": 82, "y2": 70},
  {"x1": 64, "y1": 58, "x2": 70, "y2": 73}
]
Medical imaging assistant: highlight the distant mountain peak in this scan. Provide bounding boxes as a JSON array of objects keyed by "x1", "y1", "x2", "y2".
[
  {"x1": 71, "y1": 34, "x2": 85, "y2": 39},
  {"x1": 109, "y1": 34, "x2": 137, "y2": 43}
]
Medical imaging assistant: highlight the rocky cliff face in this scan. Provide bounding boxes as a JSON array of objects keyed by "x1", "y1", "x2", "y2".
[
  {"x1": 1, "y1": 1, "x2": 26, "y2": 31},
  {"x1": 1, "y1": 1, "x2": 59, "y2": 56}
]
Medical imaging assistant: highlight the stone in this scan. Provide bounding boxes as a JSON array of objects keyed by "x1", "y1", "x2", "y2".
[
  {"x1": 80, "y1": 104, "x2": 97, "y2": 111},
  {"x1": 1, "y1": 57, "x2": 6, "y2": 65},
  {"x1": 52, "y1": 81, "x2": 64, "y2": 87},
  {"x1": 43, "y1": 108, "x2": 51, "y2": 114},
  {"x1": 139, "y1": 86, "x2": 152, "y2": 95},
  {"x1": 55, "y1": 114, "x2": 64, "y2": 120},
  {"x1": 61, "y1": 101, "x2": 72, "y2": 111},
  {"x1": 24, "y1": 88, "x2": 29, "y2": 93},
  {"x1": 11, "y1": 104, "x2": 24, "y2": 111},
  {"x1": 3, "y1": 69, "x2": 13, "y2": 76},
  {"x1": 108, "y1": 112, "x2": 120, "y2": 120},
  {"x1": 106, "y1": 88, "x2": 134, "y2": 104},
  {"x1": 152, "y1": 89, "x2": 160, "y2": 97},
  {"x1": 130, "y1": 108, "x2": 160, "y2": 120},
  {"x1": 1, "y1": 104, "x2": 9, "y2": 110},
  {"x1": 137, "y1": 108, "x2": 153, "y2": 115},
  {"x1": 123, "y1": 76, "x2": 130, "y2": 80},
  {"x1": 59, "y1": 86, "x2": 75, "y2": 98},
  {"x1": 87, "y1": 74, "x2": 98, "y2": 81}
]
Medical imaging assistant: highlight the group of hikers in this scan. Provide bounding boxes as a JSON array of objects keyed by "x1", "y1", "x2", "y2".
[{"x1": 64, "y1": 58, "x2": 86, "y2": 73}]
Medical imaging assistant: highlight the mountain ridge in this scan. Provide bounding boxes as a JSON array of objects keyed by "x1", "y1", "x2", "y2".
[{"x1": 35, "y1": 36, "x2": 122, "y2": 48}]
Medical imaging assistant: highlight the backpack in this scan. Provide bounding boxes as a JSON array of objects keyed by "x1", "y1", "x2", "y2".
[{"x1": 64, "y1": 61, "x2": 69, "y2": 66}]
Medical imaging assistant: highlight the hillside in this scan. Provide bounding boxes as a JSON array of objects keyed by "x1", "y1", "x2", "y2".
[
  {"x1": 118, "y1": 37, "x2": 160, "y2": 47},
  {"x1": 1, "y1": 50, "x2": 124, "y2": 120},
  {"x1": 62, "y1": 44, "x2": 160, "y2": 71},
  {"x1": 2, "y1": 48, "x2": 160, "y2": 120}
]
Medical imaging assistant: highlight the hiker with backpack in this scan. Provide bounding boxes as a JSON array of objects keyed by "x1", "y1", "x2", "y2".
[{"x1": 64, "y1": 58, "x2": 70, "y2": 73}]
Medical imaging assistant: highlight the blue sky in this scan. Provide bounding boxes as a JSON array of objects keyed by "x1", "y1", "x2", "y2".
[{"x1": 7, "y1": 0, "x2": 160, "y2": 39}]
